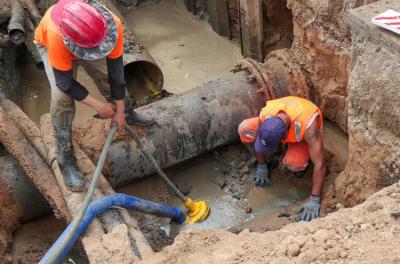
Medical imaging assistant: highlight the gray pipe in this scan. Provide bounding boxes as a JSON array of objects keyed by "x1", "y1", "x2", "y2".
[
  {"x1": 8, "y1": 0, "x2": 25, "y2": 45},
  {"x1": 100, "y1": 0, "x2": 164, "y2": 105},
  {"x1": 106, "y1": 72, "x2": 262, "y2": 186},
  {"x1": 23, "y1": 0, "x2": 42, "y2": 26}
]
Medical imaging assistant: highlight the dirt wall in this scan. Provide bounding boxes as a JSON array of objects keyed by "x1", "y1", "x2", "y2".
[
  {"x1": 285, "y1": 0, "x2": 378, "y2": 131},
  {"x1": 335, "y1": 0, "x2": 400, "y2": 206}
]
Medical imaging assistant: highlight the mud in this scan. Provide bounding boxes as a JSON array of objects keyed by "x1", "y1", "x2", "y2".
[
  {"x1": 115, "y1": 120, "x2": 347, "y2": 251},
  {"x1": 12, "y1": 216, "x2": 88, "y2": 264},
  {"x1": 141, "y1": 179, "x2": 400, "y2": 263},
  {"x1": 0, "y1": 163, "x2": 22, "y2": 262}
]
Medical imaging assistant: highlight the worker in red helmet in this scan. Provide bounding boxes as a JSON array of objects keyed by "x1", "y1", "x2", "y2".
[{"x1": 34, "y1": 0, "x2": 154, "y2": 192}]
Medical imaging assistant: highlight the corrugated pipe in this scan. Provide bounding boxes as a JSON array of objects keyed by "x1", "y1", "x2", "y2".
[{"x1": 39, "y1": 193, "x2": 186, "y2": 264}]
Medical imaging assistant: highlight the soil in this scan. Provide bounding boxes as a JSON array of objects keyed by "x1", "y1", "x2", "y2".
[
  {"x1": 0, "y1": 171, "x2": 22, "y2": 263},
  {"x1": 11, "y1": 216, "x2": 88, "y2": 264},
  {"x1": 113, "y1": 120, "x2": 346, "y2": 252},
  {"x1": 140, "y1": 180, "x2": 400, "y2": 263}
]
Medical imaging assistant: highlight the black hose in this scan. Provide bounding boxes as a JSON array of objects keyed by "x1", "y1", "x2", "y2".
[{"x1": 125, "y1": 125, "x2": 187, "y2": 202}]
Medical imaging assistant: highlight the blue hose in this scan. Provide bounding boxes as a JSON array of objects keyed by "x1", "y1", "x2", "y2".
[{"x1": 40, "y1": 193, "x2": 186, "y2": 264}]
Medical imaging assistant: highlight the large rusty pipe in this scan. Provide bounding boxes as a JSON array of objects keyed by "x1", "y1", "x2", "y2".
[
  {"x1": 2, "y1": 53, "x2": 308, "y2": 221},
  {"x1": 75, "y1": 56, "x2": 310, "y2": 187},
  {"x1": 102, "y1": 0, "x2": 164, "y2": 103},
  {"x1": 109, "y1": 73, "x2": 260, "y2": 186},
  {"x1": 0, "y1": 155, "x2": 52, "y2": 221},
  {"x1": 8, "y1": 0, "x2": 25, "y2": 45}
]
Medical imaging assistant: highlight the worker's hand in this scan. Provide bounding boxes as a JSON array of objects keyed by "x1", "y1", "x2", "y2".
[
  {"x1": 297, "y1": 195, "x2": 320, "y2": 221},
  {"x1": 253, "y1": 163, "x2": 272, "y2": 187},
  {"x1": 111, "y1": 111, "x2": 126, "y2": 131},
  {"x1": 97, "y1": 102, "x2": 115, "y2": 119}
]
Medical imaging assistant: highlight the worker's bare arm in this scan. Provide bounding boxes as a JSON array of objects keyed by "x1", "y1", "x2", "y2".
[{"x1": 304, "y1": 119, "x2": 326, "y2": 196}]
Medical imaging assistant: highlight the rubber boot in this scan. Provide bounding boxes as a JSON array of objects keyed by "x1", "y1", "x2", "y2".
[
  {"x1": 54, "y1": 126, "x2": 85, "y2": 192},
  {"x1": 125, "y1": 98, "x2": 155, "y2": 126}
]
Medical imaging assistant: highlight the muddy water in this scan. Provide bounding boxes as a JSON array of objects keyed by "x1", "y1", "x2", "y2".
[
  {"x1": 20, "y1": 64, "x2": 105, "y2": 124},
  {"x1": 119, "y1": 152, "x2": 310, "y2": 237},
  {"x1": 124, "y1": 0, "x2": 242, "y2": 94}
]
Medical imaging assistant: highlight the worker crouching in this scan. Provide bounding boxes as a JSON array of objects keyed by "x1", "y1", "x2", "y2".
[
  {"x1": 238, "y1": 96, "x2": 326, "y2": 221},
  {"x1": 34, "y1": 0, "x2": 154, "y2": 192}
]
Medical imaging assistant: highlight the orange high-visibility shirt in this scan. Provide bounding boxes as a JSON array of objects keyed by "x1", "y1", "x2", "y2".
[{"x1": 259, "y1": 96, "x2": 323, "y2": 143}]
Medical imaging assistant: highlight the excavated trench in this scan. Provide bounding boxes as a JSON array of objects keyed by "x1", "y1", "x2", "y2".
[
  {"x1": 11, "y1": 123, "x2": 347, "y2": 261},
  {"x1": 6, "y1": 0, "x2": 351, "y2": 262}
]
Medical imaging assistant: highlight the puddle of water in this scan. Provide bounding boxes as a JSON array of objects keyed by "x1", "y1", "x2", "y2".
[
  {"x1": 125, "y1": 0, "x2": 242, "y2": 94},
  {"x1": 157, "y1": 154, "x2": 310, "y2": 236}
]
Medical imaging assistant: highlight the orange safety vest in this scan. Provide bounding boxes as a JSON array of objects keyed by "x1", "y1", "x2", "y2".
[
  {"x1": 35, "y1": 5, "x2": 124, "y2": 71},
  {"x1": 259, "y1": 96, "x2": 323, "y2": 143}
]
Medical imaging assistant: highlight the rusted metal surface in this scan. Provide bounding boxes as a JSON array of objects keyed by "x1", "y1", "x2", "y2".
[{"x1": 75, "y1": 64, "x2": 309, "y2": 186}]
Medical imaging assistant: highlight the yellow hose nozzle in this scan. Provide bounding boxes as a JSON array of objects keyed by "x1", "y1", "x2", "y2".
[{"x1": 183, "y1": 198, "x2": 210, "y2": 225}]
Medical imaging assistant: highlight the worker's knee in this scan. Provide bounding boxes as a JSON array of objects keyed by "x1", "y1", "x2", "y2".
[{"x1": 238, "y1": 118, "x2": 258, "y2": 144}]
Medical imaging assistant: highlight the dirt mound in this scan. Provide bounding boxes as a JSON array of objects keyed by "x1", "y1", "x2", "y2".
[{"x1": 141, "y1": 180, "x2": 400, "y2": 263}]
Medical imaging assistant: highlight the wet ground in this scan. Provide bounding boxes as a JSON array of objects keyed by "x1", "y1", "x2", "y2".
[
  {"x1": 11, "y1": 0, "x2": 350, "y2": 260},
  {"x1": 11, "y1": 120, "x2": 348, "y2": 259}
]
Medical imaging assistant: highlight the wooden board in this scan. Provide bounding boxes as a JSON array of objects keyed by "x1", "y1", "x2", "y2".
[
  {"x1": 239, "y1": 0, "x2": 264, "y2": 61},
  {"x1": 207, "y1": 0, "x2": 230, "y2": 37}
]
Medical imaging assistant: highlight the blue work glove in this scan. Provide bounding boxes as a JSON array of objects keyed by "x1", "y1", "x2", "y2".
[
  {"x1": 253, "y1": 163, "x2": 272, "y2": 187},
  {"x1": 297, "y1": 195, "x2": 320, "y2": 221}
]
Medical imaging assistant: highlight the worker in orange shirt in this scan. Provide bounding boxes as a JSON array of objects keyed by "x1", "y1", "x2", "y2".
[
  {"x1": 238, "y1": 96, "x2": 326, "y2": 221},
  {"x1": 35, "y1": 0, "x2": 154, "y2": 192}
]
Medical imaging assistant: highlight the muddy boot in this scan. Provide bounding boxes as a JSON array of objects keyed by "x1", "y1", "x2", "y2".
[{"x1": 54, "y1": 126, "x2": 85, "y2": 192}]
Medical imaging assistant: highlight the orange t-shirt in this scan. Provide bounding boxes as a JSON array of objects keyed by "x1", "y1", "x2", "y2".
[{"x1": 35, "y1": 5, "x2": 123, "y2": 71}]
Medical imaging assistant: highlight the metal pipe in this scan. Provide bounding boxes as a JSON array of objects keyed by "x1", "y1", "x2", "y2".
[
  {"x1": 100, "y1": 0, "x2": 164, "y2": 105},
  {"x1": 79, "y1": 72, "x2": 262, "y2": 186},
  {"x1": 8, "y1": 0, "x2": 25, "y2": 45},
  {"x1": 76, "y1": 61, "x2": 309, "y2": 187},
  {"x1": 0, "y1": 155, "x2": 52, "y2": 222},
  {"x1": 2, "y1": 58, "x2": 309, "y2": 220},
  {"x1": 22, "y1": 0, "x2": 42, "y2": 26}
]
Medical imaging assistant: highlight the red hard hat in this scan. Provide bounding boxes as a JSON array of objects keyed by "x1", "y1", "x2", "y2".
[{"x1": 52, "y1": 0, "x2": 108, "y2": 48}]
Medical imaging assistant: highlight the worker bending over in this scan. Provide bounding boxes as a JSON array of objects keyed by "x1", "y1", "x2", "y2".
[
  {"x1": 35, "y1": 0, "x2": 154, "y2": 192},
  {"x1": 238, "y1": 96, "x2": 326, "y2": 221}
]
